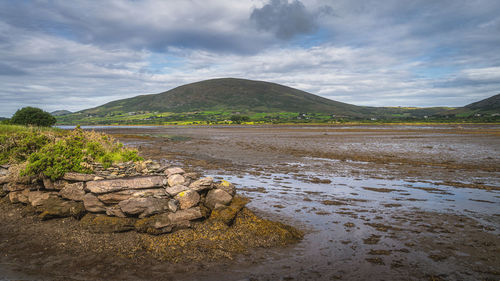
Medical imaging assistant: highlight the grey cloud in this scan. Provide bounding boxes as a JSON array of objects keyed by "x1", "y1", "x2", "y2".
[
  {"x1": 250, "y1": 0, "x2": 316, "y2": 39},
  {"x1": 0, "y1": 63, "x2": 27, "y2": 76}
]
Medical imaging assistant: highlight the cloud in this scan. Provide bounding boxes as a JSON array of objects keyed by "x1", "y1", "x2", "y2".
[
  {"x1": 250, "y1": 0, "x2": 317, "y2": 39},
  {"x1": 0, "y1": 0, "x2": 499, "y2": 117}
]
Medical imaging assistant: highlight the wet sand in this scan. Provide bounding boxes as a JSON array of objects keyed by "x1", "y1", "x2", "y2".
[{"x1": 1, "y1": 124, "x2": 499, "y2": 280}]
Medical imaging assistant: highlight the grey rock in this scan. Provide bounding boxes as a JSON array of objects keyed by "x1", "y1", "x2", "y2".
[
  {"x1": 189, "y1": 177, "x2": 214, "y2": 192},
  {"x1": 59, "y1": 182, "x2": 86, "y2": 201},
  {"x1": 83, "y1": 193, "x2": 106, "y2": 213},
  {"x1": 86, "y1": 176, "x2": 165, "y2": 194},
  {"x1": 165, "y1": 185, "x2": 189, "y2": 196},
  {"x1": 167, "y1": 199, "x2": 179, "y2": 212},
  {"x1": 118, "y1": 197, "x2": 169, "y2": 218},
  {"x1": 63, "y1": 172, "x2": 95, "y2": 182},
  {"x1": 154, "y1": 207, "x2": 203, "y2": 229},
  {"x1": 97, "y1": 188, "x2": 167, "y2": 204},
  {"x1": 0, "y1": 176, "x2": 8, "y2": 184},
  {"x1": 215, "y1": 180, "x2": 236, "y2": 196},
  {"x1": 164, "y1": 167, "x2": 185, "y2": 177},
  {"x1": 28, "y1": 191, "x2": 58, "y2": 207},
  {"x1": 167, "y1": 174, "x2": 185, "y2": 187},
  {"x1": 205, "y1": 189, "x2": 233, "y2": 210},
  {"x1": 105, "y1": 206, "x2": 127, "y2": 218},
  {"x1": 36, "y1": 197, "x2": 85, "y2": 220},
  {"x1": 175, "y1": 189, "x2": 200, "y2": 210}
]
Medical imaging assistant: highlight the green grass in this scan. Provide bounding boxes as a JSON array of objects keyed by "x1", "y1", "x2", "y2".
[{"x1": 0, "y1": 125, "x2": 142, "y2": 180}]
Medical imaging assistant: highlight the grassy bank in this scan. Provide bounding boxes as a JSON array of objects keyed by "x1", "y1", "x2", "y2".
[{"x1": 0, "y1": 125, "x2": 141, "y2": 180}]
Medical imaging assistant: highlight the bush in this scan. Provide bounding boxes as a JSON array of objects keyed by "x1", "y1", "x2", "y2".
[
  {"x1": 230, "y1": 115, "x2": 250, "y2": 124},
  {"x1": 11, "y1": 107, "x2": 56, "y2": 127},
  {"x1": 23, "y1": 127, "x2": 142, "y2": 180}
]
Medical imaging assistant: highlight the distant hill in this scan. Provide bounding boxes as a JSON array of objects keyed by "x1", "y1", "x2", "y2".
[
  {"x1": 438, "y1": 93, "x2": 500, "y2": 117},
  {"x1": 79, "y1": 78, "x2": 373, "y2": 117},
  {"x1": 51, "y1": 110, "x2": 72, "y2": 116}
]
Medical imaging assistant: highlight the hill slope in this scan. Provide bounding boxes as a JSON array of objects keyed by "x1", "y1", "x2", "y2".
[
  {"x1": 80, "y1": 78, "x2": 370, "y2": 116},
  {"x1": 439, "y1": 93, "x2": 500, "y2": 116}
]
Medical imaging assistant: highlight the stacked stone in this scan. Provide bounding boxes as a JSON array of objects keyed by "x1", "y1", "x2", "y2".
[{"x1": 0, "y1": 162, "x2": 238, "y2": 234}]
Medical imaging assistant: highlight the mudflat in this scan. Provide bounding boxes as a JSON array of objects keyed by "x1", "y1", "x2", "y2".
[{"x1": 1, "y1": 124, "x2": 499, "y2": 280}]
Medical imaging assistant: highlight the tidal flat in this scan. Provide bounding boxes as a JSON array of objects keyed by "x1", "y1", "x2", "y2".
[{"x1": 2, "y1": 124, "x2": 499, "y2": 280}]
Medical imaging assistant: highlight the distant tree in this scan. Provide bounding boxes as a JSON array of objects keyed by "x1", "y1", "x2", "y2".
[
  {"x1": 230, "y1": 115, "x2": 250, "y2": 124},
  {"x1": 11, "y1": 107, "x2": 56, "y2": 127}
]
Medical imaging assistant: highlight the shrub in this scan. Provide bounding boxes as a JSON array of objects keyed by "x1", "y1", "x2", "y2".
[
  {"x1": 23, "y1": 127, "x2": 142, "y2": 180},
  {"x1": 11, "y1": 107, "x2": 56, "y2": 127}
]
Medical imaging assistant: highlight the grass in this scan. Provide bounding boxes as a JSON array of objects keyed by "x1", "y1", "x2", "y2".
[{"x1": 0, "y1": 124, "x2": 142, "y2": 180}]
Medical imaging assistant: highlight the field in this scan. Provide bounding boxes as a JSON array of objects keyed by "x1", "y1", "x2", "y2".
[{"x1": 1, "y1": 124, "x2": 499, "y2": 280}]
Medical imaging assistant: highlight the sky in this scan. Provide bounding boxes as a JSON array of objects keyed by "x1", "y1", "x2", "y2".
[{"x1": 0, "y1": 0, "x2": 499, "y2": 117}]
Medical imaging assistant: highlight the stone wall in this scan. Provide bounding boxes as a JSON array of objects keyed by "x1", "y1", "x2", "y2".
[{"x1": 0, "y1": 161, "x2": 240, "y2": 234}]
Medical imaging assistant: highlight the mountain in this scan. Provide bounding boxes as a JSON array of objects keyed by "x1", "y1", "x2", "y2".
[
  {"x1": 438, "y1": 93, "x2": 500, "y2": 117},
  {"x1": 79, "y1": 78, "x2": 373, "y2": 117},
  {"x1": 50, "y1": 110, "x2": 72, "y2": 116}
]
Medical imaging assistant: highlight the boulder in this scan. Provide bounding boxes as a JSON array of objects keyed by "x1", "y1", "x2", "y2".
[
  {"x1": 36, "y1": 197, "x2": 86, "y2": 220},
  {"x1": 83, "y1": 193, "x2": 106, "y2": 213},
  {"x1": 175, "y1": 190, "x2": 200, "y2": 210},
  {"x1": 97, "y1": 188, "x2": 167, "y2": 204},
  {"x1": 136, "y1": 207, "x2": 202, "y2": 234},
  {"x1": 86, "y1": 176, "x2": 165, "y2": 194},
  {"x1": 28, "y1": 191, "x2": 58, "y2": 207},
  {"x1": 205, "y1": 189, "x2": 233, "y2": 210},
  {"x1": 118, "y1": 197, "x2": 169, "y2": 218},
  {"x1": 63, "y1": 172, "x2": 96, "y2": 182},
  {"x1": 106, "y1": 206, "x2": 127, "y2": 218},
  {"x1": 165, "y1": 185, "x2": 189, "y2": 196},
  {"x1": 209, "y1": 196, "x2": 249, "y2": 225},
  {"x1": 164, "y1": 167, "x2": 185, "y2": 177},
  {"x1": 59, "y1": 182, "x2": 86, "y2": 201},
  {"x1": 167, "y1": 174, "x2": 185, "y2": 187},
  {"x1": 5, "y1": 183, "x2": 30, "y2": 192},
  {"x1": 80, "y1": 214, "x2": 136, "y2": 233},
  {"x1": 189, "y1": 177, "x2": 214, "y2": 192},
  {"x1": 0, "y1": 176, "x2": 8, "y2": 184},
  {"x1": 184, "y1": 172, "x2": 199, "y2": 180},
  {"x1": 216, "y1": 180, "x2": 236, "y2": 196},
  {"x1": 167, "y1": 199, "x2": 179, "y2": 212}
]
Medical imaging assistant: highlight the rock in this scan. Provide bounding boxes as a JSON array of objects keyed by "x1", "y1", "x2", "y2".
[
  {"x1": 165, "y1": 185, "x2": 189, "y2": 196},
  {"x1": 83, "y1": 193, "x2": 106, "y2": 213},
  {"x1": 28, "y1": 191, "x2": 58, "y2": 207},
  {"x1": 167, "y1": 199, "x2": 179, "y2": 212},
  {"x1": 216, "y1": 180, "x2": 236, "y2": 196},
  {"x1": 135, "y1": 161, "x2": 147, "y2": 172},
  {"x1": 175, "y1": 190, "x2": 200, "y2": 210},
  {"x1": 0, "y1": 176, "x2": 8, "y2": 184},
  {"x1": 146, "y1": 207, "x2": 202, "y2": 230},
  {"x1": 164, "y1": 167, "x2": 185, "y2": 177},
  {"x1": 97, "y1": 188, "x2": 167, "y2": 204},
  {"x1": 189, "y1": 177, "x2": 214, "y2": 192},
  {"x1": 118, "y1": 197, "x2": 170, "y2": 218},
  {"x1": 205, "y1": 189, "x2": 233, "y2": 210},
  {"x1": 167, "y1": 207, "x2": 203, "y2": 224},
  {"x1": 0, "y1": 186, "x2": 6, "y2": 198},
  {"x1": 63, "y1": 172, "x2": 95, "y2": 182},
  {"x1": 8, "y1": 191, "x2": 22, "y2": 204},
  {"x1": 184, "y1": 172, "x2": 199, "y2": 180},
  {"x1": 0, "y1": 167, "x2": 7, "y2": 176},
  {"x1": 5, "y1": 183, "x2": 30, "y2": 192},
  {"x1": 80, "y1": 214, "x2": 136, "y2": 233},
  {"x1": 209, "y1": 195, "x2": 249, "y2": 225},
  {"x1": 59, "y1": 182, "x2": 86, "y2": 201},
  {"x1": 36, "y1": 197, "x2": 86, "y2": 220},
  {"x1": 106, "y1": 206, "x2": 127, "y2": 218},
  {"x1": 42, "y1": 178, "x2": 55, "y2": 190},
  {"x1": 167, "y1": 174, "x2": 185, "y2": 187},
  {"x1": 86, "y1": 176, "x2": 165, "y2": 194}
]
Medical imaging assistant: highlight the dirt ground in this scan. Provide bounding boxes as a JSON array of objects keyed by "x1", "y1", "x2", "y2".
[{"x1": 1, "y1": 124, "x2": 499, "y2": 280}]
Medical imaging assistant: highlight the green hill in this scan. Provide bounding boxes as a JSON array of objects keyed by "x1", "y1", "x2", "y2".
[
  {"x1": 438, "y1": 93, "x2": 500, "y2": 117},
  {"x1": 79, "y1": 78, "x2": 370, "y2": 116}
]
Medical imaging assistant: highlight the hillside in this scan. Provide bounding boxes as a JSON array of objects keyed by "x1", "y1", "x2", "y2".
[
  {"x1": 439, "y1": 93, "x2": 500, "y2": 117},
  {"x1": 51, "y1": 110, "x2": 72, "y2": 116},
  {"x1": 78, "y1": 78, "x2": 370, "y2": 117}
]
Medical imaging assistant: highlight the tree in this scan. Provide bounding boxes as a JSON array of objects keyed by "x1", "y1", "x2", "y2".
[
  {"x1": 230, "y1": 115, "x2": 250, "y2": 124},
  {"x1": 11, "y1": 107, "x2": 56, "y2": 127}
]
